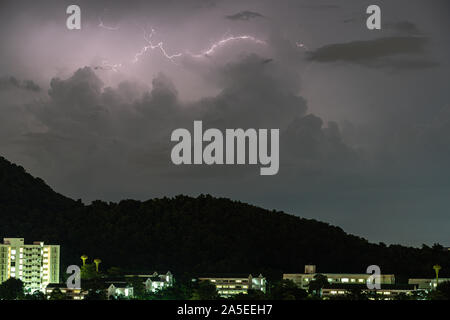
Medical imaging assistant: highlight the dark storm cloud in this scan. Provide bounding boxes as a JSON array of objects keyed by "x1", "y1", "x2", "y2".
[
  {"x1": 3, "y1": 53, "x2": 358, "y2": 201},
  {"x1": 225, "y1": 11, "x2": 264, "y2": 21},
  {"x1": 387, "y1": 21, "x2": 421, "y2": 35},
  {"x1": 297, "y1": 4, "x2": 340, "y2": 10},
  {"x1": 0, "y1": 76, "x2": 41, "y2": 92},
  {"x1": 307, "y1": 36, "x2": 438, "y2": 70}
]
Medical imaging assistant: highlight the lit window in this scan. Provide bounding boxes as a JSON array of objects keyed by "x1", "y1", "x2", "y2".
[
  {"x1": 331, "y1": 291, "x2": 337, "y2": 294},
  {"x1": 341, "y1": 278, "x2": 349, "y2": 283},
  {"x1": 351, "y1": 279, "x2": 356, "y2": 282},
  {"x1": 358, "y1": 279, "x2": 364, "y2": 283}
]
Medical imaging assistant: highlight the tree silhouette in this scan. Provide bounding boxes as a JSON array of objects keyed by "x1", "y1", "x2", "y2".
[{"x1": 0, "y1": 278, "x2": 24, "y2": 300}]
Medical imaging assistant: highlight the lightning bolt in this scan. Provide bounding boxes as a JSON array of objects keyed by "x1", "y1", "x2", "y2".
[
  {"x1": 132, "y1": 26, "x2": 266, "y2": 63},
  {"x1": 96, "y1": 21, "x2": 267, "y2": 72},
  {"x1": 98, "y1": 17, "x2": 120, "y2": 31},
  {"x1": 191, "y1": 35, "x2": 266, "y2": 58},
  {"x1": 132, "y1": 28, "x2": 183, "y2": 64}
]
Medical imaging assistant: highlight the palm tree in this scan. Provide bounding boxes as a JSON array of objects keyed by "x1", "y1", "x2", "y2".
[
  {"x1": 81, "y1": 255, "x2": 88, "y2": 266},
  {"x1": 94, "y1": 258, "x2": 102, "y2": 273}
]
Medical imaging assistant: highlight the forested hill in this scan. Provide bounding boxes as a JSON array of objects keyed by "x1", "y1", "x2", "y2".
[
  {"x1": 0, "y1": 155, "x2": 449, "y2": 281},
  {"x1": 0, "y1": 156, "x2": 80, "y2": 237}
]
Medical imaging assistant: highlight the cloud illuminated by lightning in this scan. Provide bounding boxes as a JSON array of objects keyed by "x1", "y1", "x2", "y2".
[
  {"x1": 94, "y1": 60, "x2": 122, "y2": 72},
  {"x1": 296, "y1": 42, "x2": 308, "y2": 49}
]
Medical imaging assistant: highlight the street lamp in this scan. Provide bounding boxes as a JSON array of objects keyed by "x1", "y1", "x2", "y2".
[{"x1": 433, "y1": 265, "x2": 441, "y2": 289}]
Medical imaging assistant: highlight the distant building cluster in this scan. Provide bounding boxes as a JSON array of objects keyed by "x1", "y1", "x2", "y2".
[
  {"x1": 45, "y1": 272, "x2": 175, "y2": 300},
  {"x1": 1, "y1": 238, "x2": 449, "y2": 300}
]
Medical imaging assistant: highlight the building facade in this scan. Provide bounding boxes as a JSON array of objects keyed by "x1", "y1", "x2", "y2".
[
  {"x1": 45, "y1": 284, "x2": 88, "y2": 300},
  {"x1": 198, "y1": 274, "x2": 266, "y2": 298},
  {"x1": 283, "y1": 265, "x2": 395, "y2": 290},
  {"x1": 105, "y1": 281, "x2": 134, "y2": 299},
  {"x1": 125, "y1": 271, "x2": 174, "y2": 293},
  {"x1": 0, "y1": 238, "x2": 60, "y2": 292},
  {"x1": 282, "y1": 265, "x2": 416, "y2": 299},
  {"x1": 408, "y1": 278, "x2": 450, "y2": 290}
]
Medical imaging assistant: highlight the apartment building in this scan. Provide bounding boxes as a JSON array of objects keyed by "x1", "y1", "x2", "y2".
[
  {"x1": 198, "y1": 274, "x2": 266, "y2": 298},
  {"x1": 0, "y1": 238, "x2": 60, "y2": 292}
]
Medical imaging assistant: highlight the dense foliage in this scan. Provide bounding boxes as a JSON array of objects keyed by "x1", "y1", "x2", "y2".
[{"x1": 1, "y1": 156, "x2": 449, "y2": 282}]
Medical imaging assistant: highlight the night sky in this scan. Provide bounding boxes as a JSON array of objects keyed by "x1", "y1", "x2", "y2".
[{"x1": 0, "y1": 0, "x2": 449, "y2": 246}]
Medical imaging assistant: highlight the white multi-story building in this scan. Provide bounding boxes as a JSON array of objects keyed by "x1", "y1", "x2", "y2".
[{"x1": 0, "y1": 238, "x2": 60, "y2": 293}]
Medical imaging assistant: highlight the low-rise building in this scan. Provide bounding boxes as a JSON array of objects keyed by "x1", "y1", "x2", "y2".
[
  {"x1": 322, "y1": 283, "x2": 418, "y2": 299},
  {"x1": 125, "y1": 271, "x2": 174, "y2": 293},
  {"x1": 105, "y1": 281, "x2": 134, "y2": 299},
  {"x1": 283, "y1": 265, "x2": 395, "y2": 290},
  {"x1": 283, "y1": 265, "x2": 415, "y2": 299},
  {"x1": 198, "y1": 274, "x2": 266, "y2": 298},
  {"x1": 408, "y1": 278, "x2": 450, "y2": 291},
  {"x1": 45, "y1": 283, "x2": 88, "y2": 300}
]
